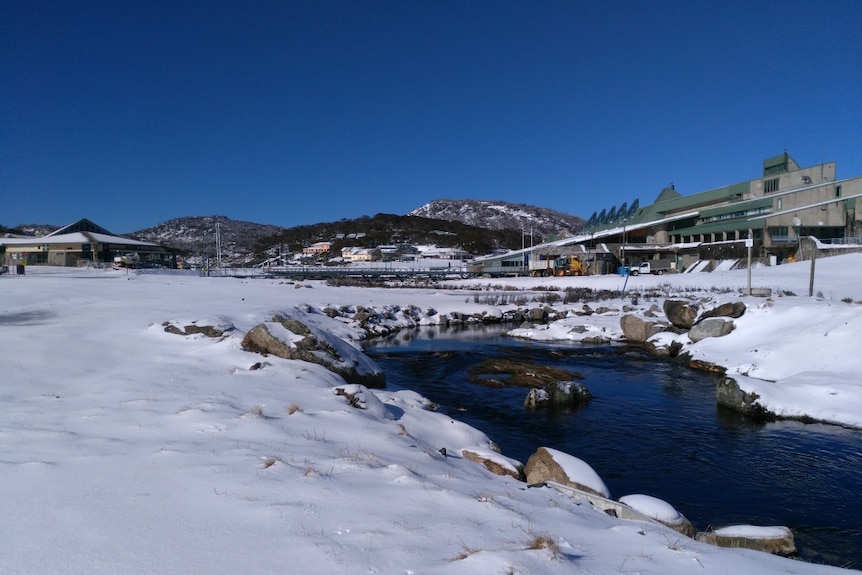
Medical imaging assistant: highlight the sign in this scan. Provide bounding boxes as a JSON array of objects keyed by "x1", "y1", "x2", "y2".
[{"x1": 745, "y1": 239, "x2": 754, "y2": 248}]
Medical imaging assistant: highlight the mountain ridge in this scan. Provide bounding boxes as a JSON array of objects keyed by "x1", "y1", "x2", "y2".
[
  {"x1": 409, "y1": 199, "x2": 585, "y2": 238},
  {"x1": 7, "y1": 200, "x2": 586, "y2": 265}
]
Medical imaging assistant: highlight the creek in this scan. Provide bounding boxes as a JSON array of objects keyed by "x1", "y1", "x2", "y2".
[{"x1": 365, "y1": 324, "x2": 862, "y2": 568}]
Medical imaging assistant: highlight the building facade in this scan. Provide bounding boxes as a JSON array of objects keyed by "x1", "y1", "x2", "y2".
[
  {"x1": 470, "y1": 152, "x2": 862, "y2": 276},
  {"x1": 1, "y1": 219, "x2": 176, "y2": 268}
]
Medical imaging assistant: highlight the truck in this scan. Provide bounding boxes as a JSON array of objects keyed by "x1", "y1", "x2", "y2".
[
  {"x1": 630, "y1": 259, "x2": 674, "y2": 275},
  {"x1": 529, "y1": 255, "x2": 586, "y2": 277}
]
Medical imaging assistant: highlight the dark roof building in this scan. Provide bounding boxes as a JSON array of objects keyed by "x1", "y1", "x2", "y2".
[{"x1": 1, "y1": 218, "x2": 176, "y2": 268}]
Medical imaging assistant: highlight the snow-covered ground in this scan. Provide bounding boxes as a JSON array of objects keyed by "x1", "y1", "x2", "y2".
[{"x1": 1, "y1": 255, "x2": 860, "y2": 574}]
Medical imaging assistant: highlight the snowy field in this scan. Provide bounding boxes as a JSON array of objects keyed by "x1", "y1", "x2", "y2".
[{"x1": 2, "y1": 254, "x2": 861, "y2": 574}]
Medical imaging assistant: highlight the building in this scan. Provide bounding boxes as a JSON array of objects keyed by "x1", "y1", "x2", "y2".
[
  {"x1": 341, "y1": 246, "x2": 377, "y2": 262},
  {"x1": 302, "y1": 241, "x2": 332, "y2": 255},
  {"x1": 0, "y1": 218, "x2": 176, "y2": 268},
  {"x1": 469, "y1": 152, "x2": 862, "y2": 276}
]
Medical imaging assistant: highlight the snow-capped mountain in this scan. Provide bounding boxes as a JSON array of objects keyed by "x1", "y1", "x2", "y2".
[{"x1": 409, "y1": 199, "x2": 585, "y2": 238}]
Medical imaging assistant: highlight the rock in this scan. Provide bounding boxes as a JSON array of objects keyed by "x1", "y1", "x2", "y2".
[
  {"x1": 697, "y1": 301, "x2": 746, "y2": 322},
  {"x1": 353, "y1": 310, "x2": 373, "y2": 325},
  {"x1": 528, "y1": 307, "x2": 548, "y2": 322},
  {"x1": 645, "y1": 339, "x2": 684, "y2": 358},
  {"x1": 334, "y1": 384, "x2": 392, "y2": 420},
  {"x1": 322, "y1": 307, "x2": 341, "y2": 318},
  {"x1": 524, "y1": 381, "x2": 592, "y2": 409},
  {"x1": 618, "y1": 494, "x2": 696, "y2": 537},
  {"x1": 524, "y1": 447, "x2": 610, "y2": 498},
  {"x1": 688, "y1": 318, "x2": 734, "y2": 342},
  {"x1": 581, "y1": 335, "x2": 611, "y2": 344},
  {"x1": 462, "y1": 449, "x2": 524, "y2": 480},
  {"x1": 242, "y1": 315, "x2": 386, "y2": 388},
  {"x1": 469, "y1": 358, "x2": 580, "y2": 388},
  {"x1": 620, "y1": 315, "x2": 665, "y2": 343},
  {"x1": 697, "y1": 525, "x2": 796, "y2": 557},
  {"x1": 593, "y1": 306, "x2": 618, "y2": 314},
  {"x1": 162, "y1": 321, "x2": 230, "y2": 338},
  {"x1": 663, "y1": 300, "x2": 697, "y2": 330},
  {"x1": 716, "y1": 377, "x2": 776, "y2": 421},
  {"x1": 688, "y1": 359, "x2": 727, "y2": 374}
]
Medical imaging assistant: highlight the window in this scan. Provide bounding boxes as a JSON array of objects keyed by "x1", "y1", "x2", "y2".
[
  {"x1": 836, "y1": 185, "x2": 842, "y2": 198},
  {"x1": 777, "y1": 198, "x2": 782, "y2": 210},
  {"x1": 768, "y1": 226, "x2": 790, "y2": 242},
  {"x1": 764, "y1": 177, "x2": 780, "y2": 193}
]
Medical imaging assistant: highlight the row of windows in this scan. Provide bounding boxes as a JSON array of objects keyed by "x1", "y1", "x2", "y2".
[{"x1": 702, "y1": 205, "x2": 771, "y2": 224}]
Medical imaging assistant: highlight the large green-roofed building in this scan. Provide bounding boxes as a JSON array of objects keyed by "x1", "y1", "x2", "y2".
[{"x1": 470, "y1": 152, "x2": 862, "y2": 276}]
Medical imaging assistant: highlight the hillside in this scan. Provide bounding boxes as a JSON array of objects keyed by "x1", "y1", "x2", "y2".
[
  {"x1": 128, "y1": 216, "x2": 285, "y2": 265},
  {"x1": 9, "y1": 200, "x2": 584, "y2": 266},
  {"x1": 252, "y1": 213, "x2": 523, "y2": 259},
  {"x1": 409, "y1": 199, "x2": 585, "y2": 238}
]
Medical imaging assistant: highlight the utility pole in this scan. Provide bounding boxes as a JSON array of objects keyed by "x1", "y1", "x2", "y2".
[
  {"x1": 215, "y1": 221, "x2": 222, "y2": 271},
  {"x1": 808, "y1": 237, "x2": 817, "y2": 297}
]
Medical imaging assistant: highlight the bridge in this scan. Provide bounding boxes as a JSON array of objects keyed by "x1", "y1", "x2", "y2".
[{"x1": 215, "y1": 266, "x2": 474, "y2": 281}]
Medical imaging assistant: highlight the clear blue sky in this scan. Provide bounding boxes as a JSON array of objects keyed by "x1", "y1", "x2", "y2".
[{"x1": 3, "y1": 0, "x2": 861, "y2": 233}]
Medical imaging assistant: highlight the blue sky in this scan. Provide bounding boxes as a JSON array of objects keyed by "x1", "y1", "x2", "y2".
[{"x1": 3, "y1": 1, "x2": 861, "y2": 233}]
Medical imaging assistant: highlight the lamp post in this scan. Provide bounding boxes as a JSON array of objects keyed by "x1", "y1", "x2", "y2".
[
  {"x1": 622, "y1": 218, "x2": 627, "y2": 272},
  {"x1": 793, "y1": 217, "x2": 801, "y2": 261}
]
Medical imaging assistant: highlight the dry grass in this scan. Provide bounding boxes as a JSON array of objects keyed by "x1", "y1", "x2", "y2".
[
  {"x1": 525, "y1": 534, "x2": 560, "y2": 558},
  {"x1": 240, "y1": 405, "x2": 265, "y2": 419},
  {"x1": 261, "y1": 456, "x2": 282, "y2": 469},
  {"x1": 286, "y1": 403, "x2": 302, "y2": 415}
]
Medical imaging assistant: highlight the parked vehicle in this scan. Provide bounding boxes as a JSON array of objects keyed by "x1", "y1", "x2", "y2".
[
  {"x1": 529, "y1": 255, "x2": 586, "y2": 277},
  {"x1": 631, "y1": 258, "x2": 675, "y2": 275}
]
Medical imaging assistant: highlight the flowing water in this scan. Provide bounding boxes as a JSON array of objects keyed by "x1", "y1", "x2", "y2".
[{"x1": 365, "y1": 325, "x2": 862, "y2": 568}]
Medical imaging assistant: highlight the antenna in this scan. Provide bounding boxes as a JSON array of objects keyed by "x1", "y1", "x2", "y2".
[{"x1": 820, "y1": 146, "x2": 824, "y2": 182}]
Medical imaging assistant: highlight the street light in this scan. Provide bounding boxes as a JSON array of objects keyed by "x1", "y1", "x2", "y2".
[
  {"x1": 622, "y1": 218, "x2": 627, "y2": 271},
  {"x1": 793, "y1": 217, "x2": 802, "y2": 261}
]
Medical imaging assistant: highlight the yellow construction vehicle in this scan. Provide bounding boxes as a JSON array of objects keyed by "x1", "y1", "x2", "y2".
[{"x1": 529, "y1": 255, "x2": 586, "y2": 277}]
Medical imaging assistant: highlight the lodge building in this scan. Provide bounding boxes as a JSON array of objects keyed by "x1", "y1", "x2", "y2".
[
  {"x1": 469, "y1": 152, "x2": 862, "y2": 276},
  {"x1": 0, "y1": 219, "x2": 176, "y2": 268}
]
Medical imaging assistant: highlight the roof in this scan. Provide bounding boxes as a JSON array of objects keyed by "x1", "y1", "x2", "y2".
[
  {"x1": 0, "y1": 218, "x2": 159, "y2": 248},
  {"x1": 0, "y1": 232, "x2": 159, "y2": 247},
  {"x1": 46, "y1": 218, "x2": 114, "y2": 237}
]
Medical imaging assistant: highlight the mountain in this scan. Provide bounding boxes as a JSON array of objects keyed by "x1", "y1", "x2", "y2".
[
  {"x1": 10, "y1": 201, "x2": 585, "y2": 266},
  {"x1": 409, "y1": 199, "x2": 585, "y2": 239},
  {"x1": 128, "y1": 216, "x2": 285, "y2": 265}
]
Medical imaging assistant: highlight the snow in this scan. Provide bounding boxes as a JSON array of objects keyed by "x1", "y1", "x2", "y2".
[
  {"x1": 2, "y1": 255, "x2": 862, "y2": 574},
  {"x1": 619, "y1": 494, "x2": 686, "y2": 525},
  {"x1": 540, "y1": 447, "x2": 611, "y2": 498},
  {"x1": 715, "y1": 525, "x2": 794, "y2": 539}
]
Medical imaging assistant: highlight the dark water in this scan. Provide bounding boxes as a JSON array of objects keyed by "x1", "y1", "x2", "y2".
[{"x1": 365, "y1": 325, "x2": 862, "y2": 568}]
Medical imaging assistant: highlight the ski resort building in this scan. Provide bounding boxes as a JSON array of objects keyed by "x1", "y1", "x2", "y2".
[
  {"x1": 469, "y1": 152, "x2": 862, "y2": 276},
  {"x1": 0, "y1": 218, "x2": 176, "y2": 268}
]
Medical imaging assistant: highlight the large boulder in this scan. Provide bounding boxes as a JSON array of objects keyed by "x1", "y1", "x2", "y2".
[
  {"x1": 242, "y1": 315, "x2": 386, "y2": 388},
  {"x1": 697, "y1": 525, "x2": 796, "y2": 557},
  {"x1": 528, "y1": 307, "x2": 548, "y2": 322},
  {"x1": 524, "y1": 447, "x2": 610, "y2": 498},
  {"x1": 620, "y1": 315, "x2": 666, "y2": 343},
  {"x1": 663, "y1": 300, "x2": 697, "y2": 330},
  {"x1": 618, "y1": 494, "x2": 696, "y2": 537},
  {"x1": 697, "y1": 301, "x2": 746, "y2": 322},
  {"x1": 688, "y1": 318, "x2": 734, "y2": 342}
]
